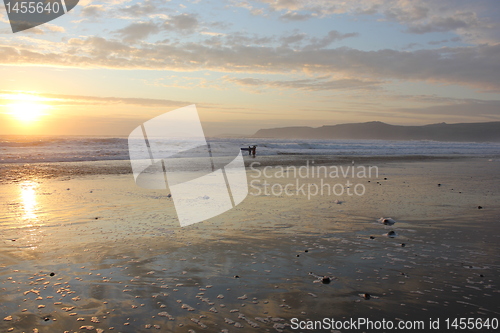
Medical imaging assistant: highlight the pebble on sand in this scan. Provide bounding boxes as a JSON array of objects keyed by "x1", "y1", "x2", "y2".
[
  {"x1": 387, "y1": 231, "x2": 397, "y2": 237},
  {"x1": 79, "y1": 326, "x2": 95, "y2": 330},
  {"x1": 379, "y1": 217, "x2": 396, "y2": 225},
  {"x1": 478, "y1": 206, "x2": 483, "y2": 209},
  {"x1": 321, "y1": 276, "x2": 331, "y2": 284}
]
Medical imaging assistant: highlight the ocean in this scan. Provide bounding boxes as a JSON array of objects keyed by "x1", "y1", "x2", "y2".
[{"x1": 1, "y1": 136, "x2": 500, "y2": 164}]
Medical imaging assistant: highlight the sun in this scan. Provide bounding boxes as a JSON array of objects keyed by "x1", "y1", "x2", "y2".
[
  {"x1": 5, "y1": 94, "x2": 49, "y2": 122},
  {"x1": 9, "y1": 102, "x2": 47, "y2": 122}
]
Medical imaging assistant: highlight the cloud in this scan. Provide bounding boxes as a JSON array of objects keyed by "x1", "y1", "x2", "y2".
[
  {"x1": 0, "y1": 90, "x2": 194, "y2": 108},
  {"x1": 384, "y1": 5, "x2": 430, "y2": 23},
  {"x1": 44, "y1": 24, "x2": 66, "y2": 33},
  {"x1": 402, "y1": 43, "x2": 420, "y2": 50},
  {"x1": 234, "y1": 0, "x2": 500, "y2": 43},
  {"x1": 303, "y1": 30, "x2": 358, "y2": 50},
  {"x1": 2, "y1": 34, "x2": 500, "y2": 91},
  {"x1": 224, "y1": 32, "x2": 275, "y2": 47},
  {"x1": 66, "y1": 36, "x2": 132, "y2": 57},
  {"x1": 393, "y1": 99, "x2": 500, "y2": 121},
  {"x1": 112, "y1": 13, "x2": 200, "y2": 43},
  {"x1": 406, "y1": 12, "x2": 479, "y2": 34},
  {"x1": 115, "y1": 21, "x2": 160, "y2": 43},
  {"x1": 118, "y1": 0, "x2": 159, "y2": 17},
  {"x1": 201, "y1": 31, "x2": 226, "y2": 37},
  {"x1": 266, "y1": 0, "x2": 303, "y2": 11},
  {"x1": 427, "y1": 39, "x2": 449, "y2": 46},
  {"x1": 163, "y1": 13, "x2": 199, "y2": 33},
  {"x1": 224, "y1": 76, "x2": 382, "y2": 91},
  {"x1": 81, "y1": 5, "x2": 106, "y2": 18},
  {"x1": 8, "y1": 23, "x2": 66, "y2": 35},
  {"x1": 20, "y1": 27, "x2": 45, "y2": 35},
  {"x1": 280, "y1": 12, "x2": 313, "y2": 21},
  {"x1": 280, "y1": 32, "x2": 307, "y2": 46}
]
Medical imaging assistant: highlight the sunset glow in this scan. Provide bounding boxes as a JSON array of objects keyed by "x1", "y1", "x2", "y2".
[{"x1": 0, "y1": 0, "x2": 498, "y2": 136}]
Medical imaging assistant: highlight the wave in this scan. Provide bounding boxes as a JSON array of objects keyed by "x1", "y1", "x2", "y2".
[
  {"x1": 0, "y1": 136, "x2": 499, "y2": 164},
  {"x1": 0, "y1": 136, "x2": 127, "y2": 148}
]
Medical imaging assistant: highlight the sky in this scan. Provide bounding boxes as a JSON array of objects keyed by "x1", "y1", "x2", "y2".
[{"x1": 0, "y1": 0, "x2": 499, "y2": 136}]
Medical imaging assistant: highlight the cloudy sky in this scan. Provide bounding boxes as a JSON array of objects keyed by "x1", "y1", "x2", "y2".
[{"x1": 0, "y1": 0, "x2": 499, "y2": 136}]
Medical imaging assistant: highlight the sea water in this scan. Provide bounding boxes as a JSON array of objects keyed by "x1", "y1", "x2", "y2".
[{"x1": 1, "y1": 136, "x2": 499, "y2": 164}]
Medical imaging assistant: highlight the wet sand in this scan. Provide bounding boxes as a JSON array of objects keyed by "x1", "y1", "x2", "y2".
[{"x1": 1, "y1": 156, "x2": 499, "y2": 332}]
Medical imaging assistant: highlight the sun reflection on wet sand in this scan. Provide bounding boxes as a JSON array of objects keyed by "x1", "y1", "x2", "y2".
[
  {"x1": 18, "y1": 180, "x2": 44, "y2": 250},
  {"x1": 19, "y1": 181, "x2": 39, "y2": 222}
]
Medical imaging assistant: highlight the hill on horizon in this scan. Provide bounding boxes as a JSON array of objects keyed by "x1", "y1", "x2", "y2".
[{"x1": 252, "y1": 121, "x2": 500, "y2": 142}]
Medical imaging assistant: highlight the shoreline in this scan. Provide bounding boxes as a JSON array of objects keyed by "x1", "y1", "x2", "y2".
[{"x1": 0, "y1": 154, "x2": 497, "y2": 185}]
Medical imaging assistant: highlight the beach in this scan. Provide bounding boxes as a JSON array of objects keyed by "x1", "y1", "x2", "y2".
[
  {"x1": 1, "y1": 155, "x2": 500, "y2": 332},
  {"x1": 3, "y1": 0, "x2": 500, "y2": 331}
]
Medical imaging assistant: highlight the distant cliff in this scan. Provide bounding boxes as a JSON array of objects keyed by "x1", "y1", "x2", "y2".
[{"x1": 252, "y1": 121, "x2": 500, "y2": 142}]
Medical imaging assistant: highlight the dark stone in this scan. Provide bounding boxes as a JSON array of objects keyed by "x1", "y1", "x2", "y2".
[
  {"x1": 437, "y1": 184, "x2": 441, "y2": 187},
  {"x1": 321, "y1": 276, "x2": 331, "y2": 284},
  {"x1": 304, "y1": 249, "x2": 308, "y2": 252},
  {"x1": 479, "y1": 274, "x2": 484, "y2": 277},
  {"x1": 401, "y1": 243, "x2": 406, "y2": 247},
  {"x1": 363, "y1": 293, "x2": 371, "y2": 300},
  {"x1": 478, "y1": 206, "x2": 483, "y2": 209},
  {"x1": 369, "y1": 236, "x2": 375, "y2": 239},
  {"x1": 296, "y1": 254, "x2": 300, "y2": 257},
  {"x1": 50, "y1": 272, "x2": 55, "y2": 277},
  {"x1": 234, "y1": 275, "x2": 240, "y2": 278}
]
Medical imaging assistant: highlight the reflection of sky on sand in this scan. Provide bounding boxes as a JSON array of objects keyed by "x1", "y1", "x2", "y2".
[{"x1": 0, "y1": 160, "x2": 499, "y2": 332}]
